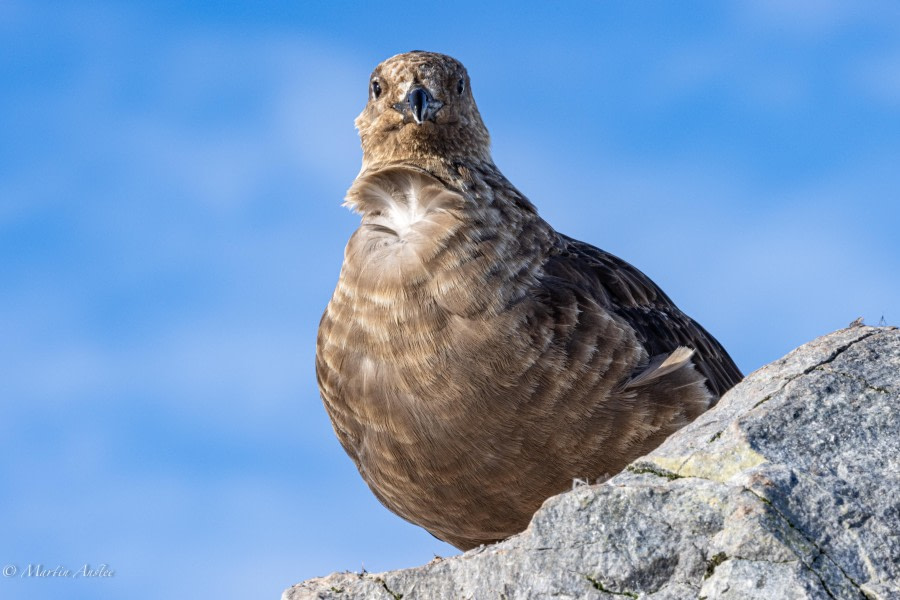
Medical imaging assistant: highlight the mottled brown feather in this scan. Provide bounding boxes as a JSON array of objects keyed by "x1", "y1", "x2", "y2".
[{"x1": 316, "y1": 51, "x2": 743, "y2": 550}]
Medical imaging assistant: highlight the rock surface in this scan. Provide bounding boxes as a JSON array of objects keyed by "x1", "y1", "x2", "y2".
[{"x1": 286, "y1": 325, "x2": 900, "y2": 600}]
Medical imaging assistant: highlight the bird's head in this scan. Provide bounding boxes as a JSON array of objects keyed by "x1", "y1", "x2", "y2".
[{"x1": 355, "y1": 51, "x2": 491, "y2": 168}]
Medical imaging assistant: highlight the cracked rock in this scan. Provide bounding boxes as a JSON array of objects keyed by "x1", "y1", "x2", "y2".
[{"x1": 284, "y1": 326, "x2": 900, "y2": 600}]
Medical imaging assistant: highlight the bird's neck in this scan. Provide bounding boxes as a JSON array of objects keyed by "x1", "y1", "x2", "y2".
[
  {"x1": 358, "y1": 156, "x2": 542, "y2": 220},
  {"x1": 359, "y1": 121, "x2": 493, "y2": 171},
  {"x1": 360, "y1": 154, "x2": 490, "y2": 189}
]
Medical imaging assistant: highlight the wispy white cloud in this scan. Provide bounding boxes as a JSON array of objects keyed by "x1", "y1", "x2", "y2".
[
  {"x1": 852, "y1": 50, "x2": 900, "y2": 108},
  {"x1": 0, "y1": 2, "x2": 369, "y2": 429},
  {"x1": 735, "y1": 0, "x2": 890, "y2": 38},
  {"x1": 1, "y1": 4, "x2": 367, "y2": 227}
]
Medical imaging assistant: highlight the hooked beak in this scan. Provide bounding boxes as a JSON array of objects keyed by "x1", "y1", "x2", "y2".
[{"x1": 393, "y1": 85, "x2": 443, "y2": 124}]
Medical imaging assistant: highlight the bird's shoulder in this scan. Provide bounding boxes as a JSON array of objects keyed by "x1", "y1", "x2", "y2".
[{"x1": 546, "y1": 234, "x2": 673, "y2": 306}]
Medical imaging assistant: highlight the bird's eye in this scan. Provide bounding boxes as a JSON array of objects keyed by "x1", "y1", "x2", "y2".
[
  {"x1": 457, "y1": 78, "x2": 465, "y2": 94},
  {"x1": 371, "y1": 80, "x2": 382, "y2": 99}
]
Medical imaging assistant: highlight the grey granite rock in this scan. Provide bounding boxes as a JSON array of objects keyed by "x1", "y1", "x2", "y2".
[{"x1": 285, "y1": 325, "x2": 900, "y2": 600}]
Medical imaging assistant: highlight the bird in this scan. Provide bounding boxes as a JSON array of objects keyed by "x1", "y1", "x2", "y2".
[{"x1": 316, "y1": 51, "x2": 743, "y2": 551}]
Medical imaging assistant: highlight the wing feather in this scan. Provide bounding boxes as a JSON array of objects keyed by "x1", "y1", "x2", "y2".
[{"x1": 549, "y1": 234, "x2": 743, "y2": 400}]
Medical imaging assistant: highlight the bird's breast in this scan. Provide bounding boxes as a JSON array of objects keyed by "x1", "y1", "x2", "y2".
[{"x1": 320, "y1": 164, "x2": 555, "y2": 442}]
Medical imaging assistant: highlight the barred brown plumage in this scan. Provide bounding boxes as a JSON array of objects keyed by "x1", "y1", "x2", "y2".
[{"x1": 316, "y1": 51, "x2": 743, "y2": 550}]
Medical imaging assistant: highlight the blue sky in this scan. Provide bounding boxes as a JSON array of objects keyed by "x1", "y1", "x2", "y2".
[{"x1": 2, "y1": 1, "x2": 898, "y2": 598}]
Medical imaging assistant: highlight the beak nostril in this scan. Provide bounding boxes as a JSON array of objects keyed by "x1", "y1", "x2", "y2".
[{"x1": 407, "y1": 87, "x2": 432, "y2": 124}]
